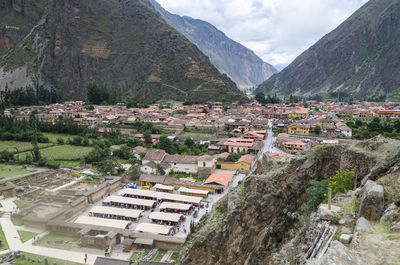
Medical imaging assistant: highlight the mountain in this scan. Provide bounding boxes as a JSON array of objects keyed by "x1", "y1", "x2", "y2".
[
  {"x1": 256, "y1": 0, "x2": 400, "y2": 101},
  {"x1": 0, "y1": 0, "x2": 246, "y2": 103},
  {"x1": 150, "y1": 0, "x2": 277, "y2": 89}
]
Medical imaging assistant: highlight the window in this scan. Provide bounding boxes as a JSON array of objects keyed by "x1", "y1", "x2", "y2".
[{"x1": 203, "y1": 162, "x2": 206, "y2": 167}]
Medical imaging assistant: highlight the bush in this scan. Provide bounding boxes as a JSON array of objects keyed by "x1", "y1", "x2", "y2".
[
  {"x1": 57, "y1": 138, "x2": 64, "y2": 145},
  {"x1": 300, "y1": 179, "x2": 329, "y2": 214},
  {"x1": 327, "y1": 169, "x2": 355, "y2": 199}
]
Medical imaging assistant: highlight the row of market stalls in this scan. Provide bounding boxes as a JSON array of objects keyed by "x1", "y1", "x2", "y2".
[{"x1": 118, "y1": 188, "x2": 204, "y2": 206}]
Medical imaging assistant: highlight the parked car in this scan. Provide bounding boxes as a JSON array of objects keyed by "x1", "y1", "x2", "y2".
[
  {"x1": 141, "y1": 186, "x2": 150, "y2": 190},
  {"x1": 128, "y1": 183, "x2": 137, "y2": 189},
  {"x1": 193, "y1": 210, "x2": 199, "y2": 218}
]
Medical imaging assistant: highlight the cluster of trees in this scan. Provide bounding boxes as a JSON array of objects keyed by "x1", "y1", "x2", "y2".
[
  {"x1": 217, "y1": 152, "x2": 246, "y2": 162},
  {"x1": 255, "y1": 93, "x2": 281, "y2": 105},
  {"x1": 132, "y1": 122, "x2": 162, "y2": 134},
  {"x1": 87, "y1": 84, "x2": 123, "y2": 105},
  {"x1": 154, "y1": 136, "x2": 208, "y2": 155},
  {"x1": 0, "y1": 85, "x2": 61, "y2": 107},
  {"x1": 0, "y1": 115, "x2": 95, "y2": 138},
  {"x1": 346, "y1": 118, "x2": 400, "y2": 139}
]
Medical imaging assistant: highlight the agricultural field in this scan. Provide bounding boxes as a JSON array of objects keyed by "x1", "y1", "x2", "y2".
[
  {"x1": 0, "y1": 141, "x2": 53, "y2": 153},
  {"x1": 42, "y1": 133, "x2": 75, "y2": 144},
  {"x1": 0, "y1": 164, "x2": 30, "y2": 178},
  {"x1": 20, "y1": 145, "x2": 93, "y2": 161}
]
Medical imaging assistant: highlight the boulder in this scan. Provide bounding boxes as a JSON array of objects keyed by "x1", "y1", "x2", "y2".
[
  {"x1": 380, "y1": 203, "x2": 399, "y2": 223},
  {"x1": 306, "y1": 241, "x2": 364, "y2": 265},
  {"x1": 358, "y1": 180, "x2": 384, "y2": 220},
  {"x1": 318, "y1": 207, "x2": 333, "y2": 221},
  {"x1": 352, "y1": 217, "x2": 374, "y2": 248},
  {"x1": 354, "y1": 217, "x2": 374, "y2": 233},
  {"x1": 339, "y1": 234, "x2": 352, "y2": 244}
]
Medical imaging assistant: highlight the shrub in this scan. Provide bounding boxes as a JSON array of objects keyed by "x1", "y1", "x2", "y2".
[
  {"x1": 57, "y1": 138, "x2": 64, "y2": 145},
  {"x1": 300, "y1": 179, "x2": 329, "y2": 214},
  {"x1": 327, "y1": 169, "x2": 355, "y2": 199}
]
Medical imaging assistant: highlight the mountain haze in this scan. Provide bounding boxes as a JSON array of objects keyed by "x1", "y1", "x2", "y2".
[
  {"x1": 0, "y1": 0, "x2": 245, "y2": 103},
  {"x1": 150, "y1": 0, "x2": 277, "y2": 89},
  {"x1": 256, "y1": 0, "x2": 400, "y2": 101}
]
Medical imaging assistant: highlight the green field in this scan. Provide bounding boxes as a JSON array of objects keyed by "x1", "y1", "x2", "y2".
[
  {"x1": 17, "y1": 230, "x2": 38, "y2": 243},
  {"x1": 20, "y1": 145, "x2": 93, "y2": 161},
  {"x1": 37, "y1": 233, "x2": 80, "y2": 250},
  {"x1": 154, "y1": 249, "x2": 167, "y2": 262},
  {"x1": 178, "y1": 131, "x2": 216, "y2": 137},
  {"x1": 0, "y1": 224, "x2": 9, "y2": 250},
  {"x1": 130, "y1": 250, "x2": 149, "y2": 262},
  {"x1": 6, "y1": 252, "x2": 82, "y2": 265},
  {"x1": 0, "y1": 165, "x2": 30, "y2": 178},
  {"x1": 0, "y1": 141, "x2": 52, "y2": 153}
]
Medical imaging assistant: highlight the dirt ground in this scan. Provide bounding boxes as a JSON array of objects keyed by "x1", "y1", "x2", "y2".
[{"x1": 356, "y1": 231, "x2": 400, "y2": 265}]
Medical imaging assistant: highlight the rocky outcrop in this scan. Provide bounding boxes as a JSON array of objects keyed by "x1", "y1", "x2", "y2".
[
  {"x1": 256, "y1": 0, "x2": 400, "y2": 101},
  {"x1": 0, "y1": 0, "x2": 245, "y2": 103},
  {"x1": 180, "y1": 144, "x2": 378, "y2": 265},
  {"x1": 380, "y1": 203, "x2": 400, "y2": 223},
  {"x1": 358, "y1": 180, "x2": 384, "y2": 220},
  {"x1": 150, "y1": 0, "x2": 277, "y2": 89},
  {"x1": 307, "y1": 241, "x2": 364, "y2": 265}
]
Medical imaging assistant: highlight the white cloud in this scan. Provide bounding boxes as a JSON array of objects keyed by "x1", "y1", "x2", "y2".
[{"x1": 156, "y1": 0, "x2": 368, "y2": 69}]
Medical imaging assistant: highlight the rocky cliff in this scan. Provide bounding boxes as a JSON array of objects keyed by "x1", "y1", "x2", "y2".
[
  {"x1": 150, "y1": 0, "x2": 277, "y2": 90},
  {"x1": 0, "y1": 0, "x2": 246, "y2": 103},
  {"x1": 256, "y1": 0, "x2": 400, "y2": 101},
  {"x1": 179, "y1": 139, "x2": 400, "y2": 265}
]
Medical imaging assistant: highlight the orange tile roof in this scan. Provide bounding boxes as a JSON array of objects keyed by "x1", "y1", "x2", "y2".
[{"x1": 204, "y1": 172, "x2": 233, "y2": 187}]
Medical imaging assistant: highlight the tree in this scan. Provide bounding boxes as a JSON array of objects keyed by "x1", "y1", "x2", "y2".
[
  {"x1": 314, "y1": 125, "x2": 321, "y2": 135},
  {"x1": 156, "y1": 136, "x2": 176, "y2": 154},
  {"x1": 144, "y1": 131, "x2": 152, "y2": 146},
  {"x1": 57, "y1": 138, "x2": 64, "y2": 145},
  {"x1": 255, "y1": 92, "x2": 266, "y2": 104},
  {"x1": 31, "y1": 136, "x2": 41, "y2": 162},
  {"x1": 156, "y1": 164, "x2": 166, "y2": 175},
  {"x1": 128, "y1": 166, "x2": 141, "y2": 181},
  {"x1": 184, "y1": 137, "x2": 195, "y2": 148},
  {"x1": 202, "y1": 108, "x2": 208, "y2": 114}
]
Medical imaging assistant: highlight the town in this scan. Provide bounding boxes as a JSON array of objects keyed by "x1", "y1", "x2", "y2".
[{"x1": 1, "y1": 98, "x2": 400, "y2": 264}]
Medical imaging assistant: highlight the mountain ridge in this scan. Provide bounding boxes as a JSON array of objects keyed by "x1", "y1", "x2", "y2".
[
  {"x1": 256, "y1": 0, "x2": 400, "y2": 101},
  {"x1": 150, "y1": 0, "x2": 277, "y2": 89},
  {"x1": 0, "y1": 0, "x2": 246, "y2": 103}
]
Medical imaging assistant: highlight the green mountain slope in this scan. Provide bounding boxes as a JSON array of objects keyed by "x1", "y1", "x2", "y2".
[
  {"x1": 256, "y1": 0, "x2": 400, "y2": 101},
  {"x1": 0, "y1": 0, "x2": 245, "y2": 103},
  {"x1": 150, "y1": 0, "x2": 277, "y2": 89}
]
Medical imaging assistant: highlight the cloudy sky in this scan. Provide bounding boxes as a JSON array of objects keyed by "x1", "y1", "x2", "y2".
[{"x1": 156, "y1": 0, "x2": 368, "y2": 70}]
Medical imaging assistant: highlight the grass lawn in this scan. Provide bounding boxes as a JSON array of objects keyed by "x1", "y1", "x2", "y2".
[
  {"x1": 0, "y1": 224, "x2": 9, "y2": 250},
  {"x1": 20, "y1": 145, "x2": 93, "y2": 161},
  {"x1": 58, "y1": 160, "x2": 80, "y2": 167},
  {"x1": 168, "y1": 173, "x2": 204, "y2": 183},
  {"x1": 17, "y1": 230, "x2": 38, "y2": 243},
  {"x1": 170, "y1": 252, "x2": 179, "y2": 261},
  {"x1": 11, "y1": 218, "x2": 24, "y2": 226},
  {"x1": 8, "y1": 251, "x2": 82, "y2": 265},
  {"x1": 153, "y1": 249, "x2": 167, "y2": 262},
  {"x1": 0, "y1": 141, "x2": 52, "y2": 153},
  {"x1": 13, "y1": 199, "x2": 32, "y2": 210},
  {"x1": 0, "y1": 165, "x2": 30, "y2": 178},
  {"x1": 42, "y1": 133, "x2": 74, "y2": 144},
  {"x1": 37, "y1": 233, "x2": 80, "y2": 250},
  {"x1": 178, "y1": 131, "x2": 216, "y2": 137},
  {"x1": 130, "y1": 250, "x2": 149, "y2": 262}
]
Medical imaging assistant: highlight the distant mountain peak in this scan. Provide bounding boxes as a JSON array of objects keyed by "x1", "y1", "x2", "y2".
[{"x1": 150, "y1": 0, "x2": 277, "y2": 89}]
